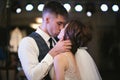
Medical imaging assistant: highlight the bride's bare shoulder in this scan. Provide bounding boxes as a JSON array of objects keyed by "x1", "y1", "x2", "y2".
[{"x1": 54, "y1": 52, "x2": 71, "y2": 64}]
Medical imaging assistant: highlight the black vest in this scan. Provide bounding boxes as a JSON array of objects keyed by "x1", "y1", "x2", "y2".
[{"x1": 29, "y1": 32, "x2": 51, "y2": 80}]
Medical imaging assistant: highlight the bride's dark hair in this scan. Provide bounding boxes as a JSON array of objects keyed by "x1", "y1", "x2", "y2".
[{"x1": 63, "y1": 20, "x2": 92, "y2": 54}]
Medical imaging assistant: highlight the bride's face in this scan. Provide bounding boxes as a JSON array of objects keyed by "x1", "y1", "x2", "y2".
[{"x1": 57, "y1": 24, "x2": 68, "y2": 39}]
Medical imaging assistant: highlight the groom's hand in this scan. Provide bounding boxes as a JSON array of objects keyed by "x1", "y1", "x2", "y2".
[{"x1": 49, "y1": 38, "x2": 71, "y2": 58}]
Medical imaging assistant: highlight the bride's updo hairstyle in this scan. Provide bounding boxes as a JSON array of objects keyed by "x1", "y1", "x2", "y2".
[{"x1": 63, "y1": 20, "x2": 92, "y2": 54}]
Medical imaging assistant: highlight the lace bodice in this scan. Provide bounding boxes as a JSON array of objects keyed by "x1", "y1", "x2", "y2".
[
  {"x1": 64, "y1": 54, "x2": 81, "y2": 80},
  {"x1": 50, "y1": 53, "x2": 81, "y2": 80},
  {"x1": 50, "y1": 48, "x2": 102, "y2": 80}
]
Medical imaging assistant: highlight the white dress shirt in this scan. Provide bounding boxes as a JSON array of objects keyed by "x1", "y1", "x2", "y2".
[{"x1": 18, "y1": 27, "x2": 54, "y2": 80}]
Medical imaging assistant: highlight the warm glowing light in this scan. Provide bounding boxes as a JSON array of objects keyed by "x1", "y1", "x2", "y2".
[
  {"x1": 25, "y1": 4, "x2": 33, "y2": 11},
  {"x1": 36, "y1": 17, "x2": 42, "y2": 23},
  {"x1": 100, "y1": 4, "x2": 108, "y2": 12},
  {"x1": 75, "y1": 4, "x2": 83, "y2": 12},
  {"x1": 86, "y1": 11, "x2": 92, "y2": 17},
  {"x1": 112, "y1": 4, "x2": 119, "y2": 12},
  {"x1": 64, "y1": 3, "x2": 71, "y2": 12},
  {"x1": 16, "y1": 8, "x2": 22, "y2": 13},
  {"x1": 38, "y1": 4, "x2": 44, "y2": 11},
  {"x1": 30, "y1": 23, "x2": 41, "y2": 29}
]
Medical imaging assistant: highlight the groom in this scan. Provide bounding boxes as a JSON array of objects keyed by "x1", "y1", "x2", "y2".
[{"x1": 18, "y1": 1, "x2": 71, "y2": 80}]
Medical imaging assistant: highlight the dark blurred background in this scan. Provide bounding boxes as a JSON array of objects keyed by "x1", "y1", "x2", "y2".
[{"x1": 0, "y1": 0, "x2": 120, "y2": 80}]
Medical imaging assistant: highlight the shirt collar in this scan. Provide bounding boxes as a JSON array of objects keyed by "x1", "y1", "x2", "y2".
[{"x1": 35, "y1": 27, "x2": 50, "y2": 42}]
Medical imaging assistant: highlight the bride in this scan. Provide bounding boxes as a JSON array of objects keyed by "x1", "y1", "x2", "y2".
[{"x1": 50, "y1": 20, "x2": 102, "y2": 80}]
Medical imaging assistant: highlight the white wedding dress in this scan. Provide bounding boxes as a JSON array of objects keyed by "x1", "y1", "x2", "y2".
[
  {"x1": 75, "y1": 47, "x2": 102, "y2": 80},
  {"x1": 50, "y1": 47, "x2": 102, "y2": 80}
]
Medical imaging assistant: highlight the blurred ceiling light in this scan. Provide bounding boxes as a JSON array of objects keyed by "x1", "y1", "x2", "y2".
[
  {"x1": 63, "y1": 3, "x2": 71, "y2": 12},
  {"x1": 112, "y1": 4, "x2": 119, "y2": 12},
  {"x1": 30, "y1": 23, "x2": 41, "y2": 29},
  {"x1": 38, "y1": 4, "x2": 44, "y2": 11},
  {"x1": 86, "y1": 11, "x2": 92, "y2": 17},
  {"x1": 36, "y1": 17, "x2": 42, "y2": 23},
  {"x1": 25, "y1": 4, "x2": 33, "y2": 11},
  {"x1": 16, "y1": 8, "x2": 22, "y2": 13},
  {"x1": 75, "y1": 4, "x2": 83, "y2": 12},
  {"x1": 100, "y1": 4, "x2": 108, "y2": 12}
]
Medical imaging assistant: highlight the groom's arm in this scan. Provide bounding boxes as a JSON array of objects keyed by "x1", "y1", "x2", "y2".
[{"x1": 18, "y1": 37, "x2": 53, "y2": 80}]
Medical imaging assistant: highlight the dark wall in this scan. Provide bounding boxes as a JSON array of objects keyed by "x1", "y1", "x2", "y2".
[{"x1": 0, "y1": 28, "x2": 8, "y2": 46}]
